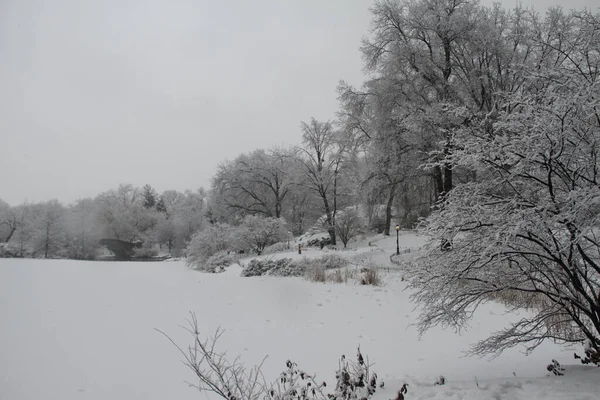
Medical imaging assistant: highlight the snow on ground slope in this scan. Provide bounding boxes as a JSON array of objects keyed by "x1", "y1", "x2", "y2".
[
  {"x1": 1, "y1": 234, "x2": 598, "y2": 400},
  {"x1": 380, "y1": 365, "x2": 599, "y2": 400},
  {"x1": 239, "y1": 231, "x2": 425, "y2": 270}
]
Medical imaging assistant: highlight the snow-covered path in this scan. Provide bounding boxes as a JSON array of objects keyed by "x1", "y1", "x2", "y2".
[{"x1": 0, "y1": 247, "x2": 597, "y2": 399}]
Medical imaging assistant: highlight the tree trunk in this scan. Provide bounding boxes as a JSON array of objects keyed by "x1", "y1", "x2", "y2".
[
  {"x1": 19, "y1": 233, "x2": 25, "y2": 258},
  {"x1": 384, "y1": 184, "x2": 397, "y2": 236},
  {"x1": 327, "y1": 226, "x2": 336, "y2": 246},
  {"x1": 331, "y1": 168, "x2": 340, "y2": 244},
  {"x1": 320, "y1": 187, "x2": 337, "y2": 246},
  {"x1": 4, "y1": 226, "x2": 16, "y2": 243},
  {"x1": 275, "y1": 200, "x2": 281, "y2": 218},
  {"x1": 81, "y1": 232, "x2": 85, "y2": 259},
  {"x1": 443, "y1": 163, "x2": 452, "y2": 194},
  {"x1": 366, "y1": 195, "x2": 376, "y2": 229},
  {"x1": 432, "y1": 166, "x2": 444, "y2": 203},
  {"x1": 403, "y1": 190, "x2": 410, "y2": 222},
  {"x1": 44, "y1": 225, "x2": 50, "y2": 258}
]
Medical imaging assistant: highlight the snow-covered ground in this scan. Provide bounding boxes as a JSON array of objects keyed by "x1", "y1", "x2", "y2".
[{"x1": 0, "y1": 232, "x2": 598, "y2": 400}]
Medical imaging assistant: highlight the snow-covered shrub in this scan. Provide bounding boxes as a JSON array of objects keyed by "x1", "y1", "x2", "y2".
[
  {"x1": 0, "y1": 242, "x2": 24, "y2": 258},
  {"x1": 546, "y1": 359, "x2": 565, "y2": 376},
  {"x1": 391, "y1": 384, "x2": 409, "y2": 400},
  {"x1": 574, "y1": 340, "x2": 600, "y2": 366},
  {"x1": 160, "y1": 314, "x2": 382, "y2": 400},
  {"x1": 319, "y1": 254, "x2": 346, "y2": 270},
  {"x1": 306, "y1": 237, "x2": 331, "y2": 248},
  {"x1": 235, "y1": 216, "x2": 291, "y2": 255},
  {"x1": 240, "y1": 255, "x2": 354, "y2": 281},
  {"x1": 186, "y1": 223, "x2": 234, "y2": 268},
  {"x1": 331, "y1": 348, "x2": 381, "y2": 400},
  {"x1": 240, "y1": 259, "x2": 270, "y2": 277},
  {"x1": 263, "y1": 241, "x2": 292, "y2": 255},
  {"x1": 241, "y1": 258, "x2": 294, "y2": 277},
  {"x1": 268, "y1": 259, "x2": 305, "y2": 277},
  {"x1": 266, "y1": 360, "x2": 328, "y2": 400},
  {"x1": 193, "y1": 251, "x2": 241, "y2": 273}
]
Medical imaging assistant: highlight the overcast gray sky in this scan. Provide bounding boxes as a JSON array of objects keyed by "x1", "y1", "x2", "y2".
[{"x1": 0, "y1": 0, "x2": 597, "y2": 206}]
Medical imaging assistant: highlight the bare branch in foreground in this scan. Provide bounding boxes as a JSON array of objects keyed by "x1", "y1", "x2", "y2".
[{"x1": 155, "y1": 312, "x2": 267, "y2": 400}]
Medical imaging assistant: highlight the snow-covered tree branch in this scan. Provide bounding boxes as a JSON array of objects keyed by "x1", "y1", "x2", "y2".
[{"x1": 410, "y1": 9, "x2": 600, "y2": 358}]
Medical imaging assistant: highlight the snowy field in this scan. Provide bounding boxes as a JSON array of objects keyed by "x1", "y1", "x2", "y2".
[{"x1": 1, "y1": 233, "x2": 598, "y2": 400}]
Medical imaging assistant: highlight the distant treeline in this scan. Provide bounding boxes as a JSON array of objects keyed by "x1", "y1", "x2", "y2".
[{"x1": 0, "y1": 184, "x2": 206, "y2": 259}]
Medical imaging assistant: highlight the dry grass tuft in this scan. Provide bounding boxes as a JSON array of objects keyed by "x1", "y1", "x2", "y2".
[
  {"x1": 358, "y1": 267, "x2": 382, "y2": 286},
  {"x1": 304, "y1": 265, "x2": 357, "y2": 284},
  {"x1": 305, "y1": 265, "x2": 327, "y2": 282}
]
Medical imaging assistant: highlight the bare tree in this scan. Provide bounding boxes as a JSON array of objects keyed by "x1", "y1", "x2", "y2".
[
  {"x1": 235, "y1": 215, "x2": 291, "y2": 255},
  {"x1": 32, "y1": 199, "x2": 66, "y2": 258},
  {"x1": 338, "y1": 79, "x2": 416, "y2": 234},
  {"x1": 94, "y1": 184, "x2": 157, "y2": 243},
  {"x1": 0, "y1": 199, "x2": 18, "y2": 243},
  {"x1": 297, "y1": 119, "x2": 348, "y2": 245},
  {"x1": 66, "y1": 198, "x2": 100, "y2": 259},
  {"x1": 212, "y1": 148, "x2": 294, "y2": 220},
  {"x1": 361, "y1": 0, "x2": 481, "y2": 200},
  {"x1": 13, "y1": 203, "x2": 35, "y2": 257},
  {"x1": 335, "y1": 208, "x2": 364, "y2": 248}
]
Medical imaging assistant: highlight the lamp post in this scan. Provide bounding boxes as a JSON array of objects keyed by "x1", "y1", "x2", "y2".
[{"x1": 395, "y1": 224, "x2": 400, "y2": 255}]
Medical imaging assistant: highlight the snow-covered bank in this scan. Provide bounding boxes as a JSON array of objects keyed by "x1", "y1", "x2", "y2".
[
  {"x1": 0, "y1": 252, "x2": 596, "y2": 400},
  {"x1": 380, "y1": 365, "x2": 599, "y2": 400}
]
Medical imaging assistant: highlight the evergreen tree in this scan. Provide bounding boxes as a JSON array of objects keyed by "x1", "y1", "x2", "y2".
[{"x1": 142, "y1": 184, "x2": 157, "y2": 209}]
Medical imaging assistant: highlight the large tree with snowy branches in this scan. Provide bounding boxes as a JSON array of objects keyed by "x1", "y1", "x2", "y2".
[{"x1": 410, "y1": 8, "x2": 600, "y2": 358}]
